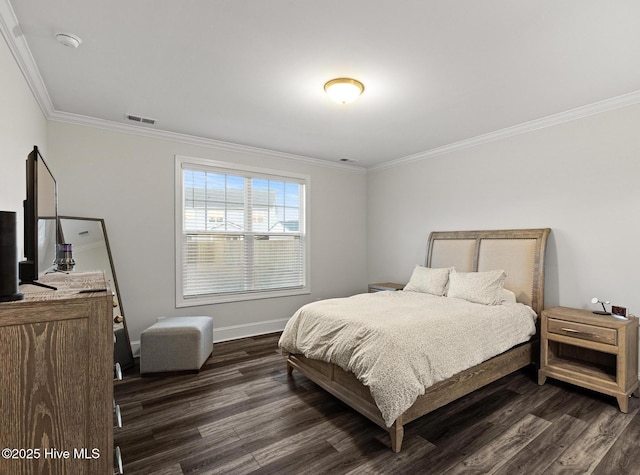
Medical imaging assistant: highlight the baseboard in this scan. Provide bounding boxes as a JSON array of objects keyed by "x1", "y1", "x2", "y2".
[
  {"x1": 130, "y1": 317, "x2": 290, "y2": 357},
  {"x1": 211, "y1": 317, "x2": 290, "y2": 342}
]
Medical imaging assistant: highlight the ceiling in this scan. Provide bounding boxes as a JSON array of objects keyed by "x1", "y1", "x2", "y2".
[{"x1": 6, "y1": 1, "x2": 640, "y2": 168}]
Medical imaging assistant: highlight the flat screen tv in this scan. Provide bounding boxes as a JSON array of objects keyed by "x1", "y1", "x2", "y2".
[{"x1": 18, "y1": 146, "x2": 58, "y2": 290}]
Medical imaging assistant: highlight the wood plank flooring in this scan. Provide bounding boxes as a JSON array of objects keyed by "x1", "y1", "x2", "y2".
[{"x1": 114, "y1": 333, "x2": 640, "y2": 474}]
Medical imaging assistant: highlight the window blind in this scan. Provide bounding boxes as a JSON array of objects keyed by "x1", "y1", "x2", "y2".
[{"x1": 178, "y1": 161, "x2": 307, "y2": 302}]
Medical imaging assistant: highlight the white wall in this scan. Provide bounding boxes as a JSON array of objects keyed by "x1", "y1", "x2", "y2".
[
  {"x1": 367, "y1": 103, "x2": 640, "y2": 317},
  {"x1": 0, "y1": 33, "x2": 47, "y2": 253},
  {"x1": 7, "y1": 12, "x2": 639, "y2": 353},
  {"x1": 47, "y1": 121, "x2": 368, "y2": 348}
]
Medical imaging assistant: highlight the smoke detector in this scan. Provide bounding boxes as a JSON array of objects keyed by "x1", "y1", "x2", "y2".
[{"x1": 56, "y1": 33, "x2": 82, "y2": 48}]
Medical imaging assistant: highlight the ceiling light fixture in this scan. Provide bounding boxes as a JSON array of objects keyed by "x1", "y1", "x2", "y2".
[
  {"x1": 55, "y1": 32, "x2": 82, "y2": 48},
  {"x1": 324, "y1": 78, "x2": 364, "y2": 104}
]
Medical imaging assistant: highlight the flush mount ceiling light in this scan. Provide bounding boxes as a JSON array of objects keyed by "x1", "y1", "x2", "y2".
[
  {"x1": 55, "y1": 32, "x2": 82, "y2": 48},
  {"x1": 324, "y1": 78, "x2": 364, "y2": 104}
]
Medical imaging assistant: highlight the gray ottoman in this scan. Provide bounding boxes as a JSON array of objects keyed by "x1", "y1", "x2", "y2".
[{"x1": 140, "y1": 316, "x2": 213, "y2": 374}]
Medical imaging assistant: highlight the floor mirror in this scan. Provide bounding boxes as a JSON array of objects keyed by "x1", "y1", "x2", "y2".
[{"x1": 58, "y1": 216, "x2": 134, "y2": 369}]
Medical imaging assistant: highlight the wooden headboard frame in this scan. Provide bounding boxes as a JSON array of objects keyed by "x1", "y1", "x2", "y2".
[{"x1": 426, "y1": 228, "x2": 551, "y2": 315}]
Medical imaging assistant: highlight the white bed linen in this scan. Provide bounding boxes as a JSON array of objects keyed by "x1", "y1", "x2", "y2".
[{"x1": 279, "y1": 291, "x2": 537, "y2": 427}]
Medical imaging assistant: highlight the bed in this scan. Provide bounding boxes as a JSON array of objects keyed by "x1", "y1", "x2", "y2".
[{"x1": 280, "y1": 228, "x2": 550, "y2": 452}]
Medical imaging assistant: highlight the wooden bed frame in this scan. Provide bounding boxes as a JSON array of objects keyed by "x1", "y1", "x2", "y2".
[{"x1": 286, "y1": 228, "x2": 551, "y2": 452}]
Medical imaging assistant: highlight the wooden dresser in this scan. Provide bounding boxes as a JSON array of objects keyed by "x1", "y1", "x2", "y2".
[{"x1": 0, "y1": 272, "x2": 114, "y2": 475}]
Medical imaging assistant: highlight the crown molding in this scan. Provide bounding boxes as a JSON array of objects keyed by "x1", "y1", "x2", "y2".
[
  {"x1": 4, "y1": 0, "x2": 640, "y2": 175},
  {"x1": 0, "y1": 0, "x2": 54, "y2": 116},
  {"x1": 369, "y1": 89, "x2": 640, "y2": 173},
  {"x1": 0, "y1": 0, "x2": 364, "y2": 174},
  {"x1": 55, "y1": 87, "x2": 640, "y2": 176},
  {"x1": 48, "y1": 110, "x2": 367, "y2": 173}
]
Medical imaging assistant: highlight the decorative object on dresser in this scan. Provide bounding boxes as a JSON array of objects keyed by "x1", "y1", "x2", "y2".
[
  {"x1": 538, "y1": 306, "x2": 639, "y2": 412},
  {"x1": 0, "y1": 272, "x2": 116, "y2": 475},
  {"x1": 54, "y1": 242, "x2": 76, "y2": 271},
  {"x1": 283, "y1": 228, "x2": 550, "y2": 452},
  {"x1": 368, "y1": 282, "x2": 405, "y2": 293},
  {"x1": 58, "y1": 216, "x2": 134, "y2": 370}
]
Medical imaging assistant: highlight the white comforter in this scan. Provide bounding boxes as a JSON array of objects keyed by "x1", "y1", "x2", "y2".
[{"x1": 278, "y1": 291, "x2": 537, "y2": 427}]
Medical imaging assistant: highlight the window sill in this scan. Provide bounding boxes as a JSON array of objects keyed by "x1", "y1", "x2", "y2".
[{"x1": 176, "y1": 287, "x2": 310, "y2": 307}]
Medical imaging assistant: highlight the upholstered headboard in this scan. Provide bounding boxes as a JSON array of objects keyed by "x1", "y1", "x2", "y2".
[{"x1": 426, "y1": 228, "x2": 551, "y2": 315}]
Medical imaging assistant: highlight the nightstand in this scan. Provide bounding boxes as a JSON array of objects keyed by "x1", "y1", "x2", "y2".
[
  {"x1": 368, "y1": 282, "x2": 405, "y2": 293},
  {"x1": 538, "y1": 306, "x2": 639, "y2": 412}
]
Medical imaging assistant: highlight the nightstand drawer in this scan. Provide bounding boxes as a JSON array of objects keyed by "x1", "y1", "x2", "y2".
[{"x1": 548, "y1": 318, "x2": 617, "y2": 345}]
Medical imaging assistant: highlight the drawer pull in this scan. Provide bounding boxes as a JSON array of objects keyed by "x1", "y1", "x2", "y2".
[
  {"x1": 561, "y1": 327, "x2": 599, "y2": 339},
  {"x1": 114, "y1": 404, "x2": 123, "y2": 428},
  {"x1": 549, "y1": 317, "x2": 617, "y2": 345},
  {"x1": 114, "y1": 445, "x2": 124, "y2": 475},
  {"x1": 114, "y1": 362, "x2": 123, "y2": 381}
]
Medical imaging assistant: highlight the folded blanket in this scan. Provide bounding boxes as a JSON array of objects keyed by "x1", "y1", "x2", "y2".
[{"x1": 279, "y1": 291, "x2": 536, "y2": 427}]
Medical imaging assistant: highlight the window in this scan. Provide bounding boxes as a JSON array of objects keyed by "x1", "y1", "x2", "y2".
[{"x1": 175, "y1": 156, "x2": 309, "y2": 306}]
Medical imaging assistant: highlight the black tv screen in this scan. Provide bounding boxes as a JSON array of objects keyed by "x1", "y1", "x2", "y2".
[{"x1": 19, "y1": 146, "x2": 58, "y2": 287}]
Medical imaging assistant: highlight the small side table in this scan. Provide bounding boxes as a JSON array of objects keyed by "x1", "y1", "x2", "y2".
[
  {"x1": 368, "y1": 282, "x2": 405, "y2": 293},
  {"x1": 538, "y1": 306, "x2": 639, "y2": 412}
]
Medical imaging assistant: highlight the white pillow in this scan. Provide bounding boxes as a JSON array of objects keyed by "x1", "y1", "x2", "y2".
[
  {"x1": 403, "y1": 265, "x2": 452, "y2": 296},
  {"x1": 447, "y1": 269, "x2": 507, "y2": 305},
  {"x1": 403, "y1": 265, "x2": 451, "y2": 296},
  {"x1": 500, "y1": 288, "x2": 517, "y2": 304}
]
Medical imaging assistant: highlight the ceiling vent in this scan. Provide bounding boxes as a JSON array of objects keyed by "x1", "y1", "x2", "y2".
[{"x1": 125, "y1": 114, "x2": 156, "y2": 125}]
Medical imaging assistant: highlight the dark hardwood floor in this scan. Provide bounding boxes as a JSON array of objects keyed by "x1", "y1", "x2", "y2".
[{"x1": 114, "y1": 333, "x2": 640, "y2": 474}]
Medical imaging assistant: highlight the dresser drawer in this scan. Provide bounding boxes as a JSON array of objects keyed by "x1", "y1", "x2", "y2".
[{"x1": 548, "y1": 318, "x2": 617, "y2": 345}]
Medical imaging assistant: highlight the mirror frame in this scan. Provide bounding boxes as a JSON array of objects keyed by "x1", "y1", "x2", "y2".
[{"x1": 58, "y1": 216, "x2": 134, "y2": 368}]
